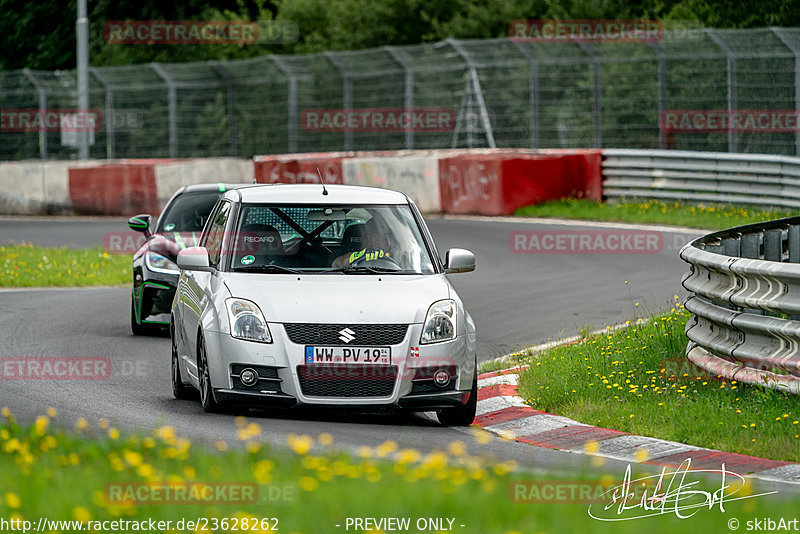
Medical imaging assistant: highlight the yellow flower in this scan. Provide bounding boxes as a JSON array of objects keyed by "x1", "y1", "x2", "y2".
[
  {"x1": 123, "y1": 450, "x2": 143, "y2": 467},
  {"x1": 5, "y1": 492, "x2": 21, "y2": 509},
  {"x1": 98, "y1": 418, "x2": 109, "y2": 429},
  {"x1": 108, "y1": 428, "x2": 120, "y2": 440},
  {"x1": 46, "y1": 406, "x2": 57, "y2": 418},
  {"x1": 317, "y1": 432, "x2": 334, "y2": 446},
  {"x1": 299, "y1": 476, "x2": 318, "y2": 492},
  {"x1": 72, "y1": 507, "x2": 91, "y2": 523},
  {"x1": 75, "y1": 417, "x2": 89, "y2": 431},
  {"x1": 137, "y1": 464, "x2": 153, "y2": 478},
  {"x1": 287, "y1": 434, "x2": 313, "y2": 455}
]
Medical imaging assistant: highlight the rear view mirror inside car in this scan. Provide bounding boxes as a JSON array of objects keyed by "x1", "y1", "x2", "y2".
[{"x1": 307, "y1": 208, "x2": 347, "y2": 221}]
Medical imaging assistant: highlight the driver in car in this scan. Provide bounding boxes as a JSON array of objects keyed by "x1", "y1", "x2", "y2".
[{"x1": 331, "y1": 217, "x2": 393, "y2": 269}]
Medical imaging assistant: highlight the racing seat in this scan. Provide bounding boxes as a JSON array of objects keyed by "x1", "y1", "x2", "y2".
[
  {"x1": 239, "y1": 223, "x2": 283, "y2": 264},
  {"x1": 328, "y1": 222, "x2": 365, "y2": 265}
]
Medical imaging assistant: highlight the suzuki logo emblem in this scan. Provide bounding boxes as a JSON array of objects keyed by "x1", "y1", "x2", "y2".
[{"x1": 338, "y1": 327, "x2": 356, "y2": 344}]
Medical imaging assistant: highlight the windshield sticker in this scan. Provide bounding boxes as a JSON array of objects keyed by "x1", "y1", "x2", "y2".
[
  {"x1": 164, "y1": 223, "x2": 175, "y2": 231},
  {"x1": 241, "y1": 255, "x2": 255, "y2": 265}
]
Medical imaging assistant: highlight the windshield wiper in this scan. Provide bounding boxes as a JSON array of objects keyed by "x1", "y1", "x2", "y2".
[{"x1": 233, "y1": 264, "x2": 303, "y2": 274}]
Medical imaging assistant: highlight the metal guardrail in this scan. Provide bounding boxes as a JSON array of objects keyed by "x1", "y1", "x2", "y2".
[
  {"x1": 680, "y1": 217, "x2": 800, "y2": 393},
  {"x1": 604, "y1": 149, "x2": 800, "y2": 209}
]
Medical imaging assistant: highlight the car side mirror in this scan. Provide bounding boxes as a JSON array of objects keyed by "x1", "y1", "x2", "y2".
[
  {"x1": 444, "y1": 248, "x2": 475, "y2": 274},
  {"x1": 177, "y1": 247, "x2": 214, "y2": 272},
  {"x1": 128, "y1": 214, "x2": 152, "y2": 238}
]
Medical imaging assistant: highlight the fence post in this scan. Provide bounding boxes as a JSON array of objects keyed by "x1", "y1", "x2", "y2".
[
  {"x1": 577, "y1": 42, "x2": 602, "y2": 148},
  {"x1": 210, "y1": 62, "x2": 238, "y2": 157},
  {"x1": 705, "y1": 29, "x2": 737, "y2": 153},
  {"x1": 324, "y1": 52, "x2": 353, "y2": 152},
  {"x1": 647, "y1": 42, "x2": 668, "y2": 149},
  {"x1": 771, "y1": 28, "x2": 800, "y2": 157},
  {"x1": 22, "y1": 69, "x2": 47, "y2": 160},
  {"x1": 89, "y1": 68, "x2": 114, "y2": 159},
  {"x1": 384, "y1": 46, "x2": 415, "y2": 150},
  {"x1": 271, "y1": 56, "x2": 298, "y2": 154},
  {"x1": 150, "y1": 63, "x2": 178, "y2": 158},
  {"x1": 512, "y1": 41, "x2": 539, "y2": 149},
  {"x1": 447, "y1": 38, "x2": 497, "y2": 149}
]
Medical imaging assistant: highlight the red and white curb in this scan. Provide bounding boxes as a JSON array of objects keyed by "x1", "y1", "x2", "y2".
[{"x1": 473, "y1": 367, "x2": 800, "y2": 485}]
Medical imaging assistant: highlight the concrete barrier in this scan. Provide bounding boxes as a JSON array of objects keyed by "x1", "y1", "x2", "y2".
[
  {"x1": 438, "y1": 150, "x2": 602, "y2": 215},
  {"x1": 0, "y1": 149, "x2": 603, "y2": 215},
  {"x1": 68, "y1": 161, "x2": 162, "y2": 215},
  {"x1": 155, "y1": 158, "x2": 254, "y2": 209},
  {"x1": 0, "y1": 160, "x2": 99, "y2": 215},
  {"x1": 343, "y1": 155, "x2": 440, "y2": 212},
  {"x1": 253, "y1": 153, "x2": 347, "y2": 185}
]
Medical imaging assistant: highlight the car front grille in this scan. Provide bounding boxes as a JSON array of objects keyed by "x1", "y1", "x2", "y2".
[
  {"x1": 297, "y1": 364, "x2": 398, "y2": 397},
  {"x1": 284, "y1": 323, "x2": 408, "y2": 346}
]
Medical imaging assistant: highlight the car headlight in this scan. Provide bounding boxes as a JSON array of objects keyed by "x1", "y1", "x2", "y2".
[
  {"x1": 226, "y1": 298, "x2": 272, "y2": 343},
  {"x1": 145, "y1": 250, "x2": 180, "y2": 275},
  {"x1": 421, "y1": 299, "x2": 457, "y2": 344}
]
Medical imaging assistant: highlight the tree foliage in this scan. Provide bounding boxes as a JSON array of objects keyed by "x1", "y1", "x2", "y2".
[{"x1": 2, "y1": 0, "x2": 800, "y2": 70}]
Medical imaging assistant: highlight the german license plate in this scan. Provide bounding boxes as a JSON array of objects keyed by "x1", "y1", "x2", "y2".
[{"x1": 304, "y1": 346, "x2": 391, "y2": 365}]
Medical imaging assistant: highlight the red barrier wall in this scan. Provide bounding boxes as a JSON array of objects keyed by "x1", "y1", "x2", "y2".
[
  {"x1": 253, "y1": 154, "x2": 345, "y2": 184},
  {"x1": 438, "y1": 151, "x2": 602, "y2": 215},
  {"x1": 68, "y1": 162, "x2": 160, "y2": 215}
]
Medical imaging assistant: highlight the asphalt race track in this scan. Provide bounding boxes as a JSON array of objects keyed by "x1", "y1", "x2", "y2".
[{"x1": 7, "y1": 215, "x2": 786, "y2": 490}]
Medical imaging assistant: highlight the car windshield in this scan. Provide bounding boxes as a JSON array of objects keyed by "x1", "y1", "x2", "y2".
[
  {"x1": 157, "y1": 192, "x2": 221, "y2": 233},
  {"x1": 227, "y1": 204, "x2": 436, "y2": 274}
]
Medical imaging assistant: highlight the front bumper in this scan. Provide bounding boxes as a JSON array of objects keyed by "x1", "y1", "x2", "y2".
[
  {"x1": 201, "y1": 323, "x2": 476, "y2": 410},
  {"x1": 136, "y1": 272, "x2": 178, "y2": 324}
]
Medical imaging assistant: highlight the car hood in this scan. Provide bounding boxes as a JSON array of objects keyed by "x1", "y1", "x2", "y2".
[{"x1": 223, "y1": 274, "x2": 451, "y2": 324}]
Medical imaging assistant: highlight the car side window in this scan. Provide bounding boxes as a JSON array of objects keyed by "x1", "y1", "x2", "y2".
[{"x1": 204, "y1": 201, "x2": 231, "y2": 266}]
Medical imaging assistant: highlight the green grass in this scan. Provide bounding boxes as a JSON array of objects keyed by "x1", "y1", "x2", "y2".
[
  {"x1": 0, "y1": 245, "x2": 130, "y2": 287},
  {"x1": 1, "y1": 409, "x2": 798, "y2": 534},
  {"x1": 514, "y1": 199, "x2": 798, "y2": 230},
  {"x1": 514, "y1": 300, "x2": 800, "y2": 462}
]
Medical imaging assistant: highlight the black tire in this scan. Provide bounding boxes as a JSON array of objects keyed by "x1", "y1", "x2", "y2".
[
  {"x1": 130, "y1": 298, "x2": 149, "y2": 336},
  {"x1": 437, "y1": 373, "x2": 478, "y2": 426},
  {"x1": 197, "y1": 333, "x2": 223, "y2": 413},
  {"x1": 171, "y1": 321, "x2": 195, "y2": 400}
]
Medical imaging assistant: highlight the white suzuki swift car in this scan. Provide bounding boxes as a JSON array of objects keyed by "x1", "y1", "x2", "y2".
[{"x1": 170, "y1": 184, "x2": 478, "y2": 425}]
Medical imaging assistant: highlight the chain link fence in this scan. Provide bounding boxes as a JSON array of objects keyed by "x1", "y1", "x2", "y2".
[{"x1": 3, "y1": 28, "x2": 800, "y2": 161}]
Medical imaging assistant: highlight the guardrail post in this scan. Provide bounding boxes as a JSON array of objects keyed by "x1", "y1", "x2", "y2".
[
  {"x1": 271, "y1": 56, "x2": 298, "y2": 154},
  {"x1": 740, "y1": 233, "x2": 760, "y2": 259},
  {"x1": 512, "y1": 41, "x2": 540, "y2": 149},
  {"x1": 22, "y1": 69, "x2": 47, "y2": 160},
  {"x1": 723, "y1": 235, "x2": 741, "y2": 257},
  {"x1": 790, "y1": 225, "x2": 800, "y2": 263},
  {"x1": 384, "y1": 46, "x2": 415, "y2": 150},
  {"x1": 771, "y1": 28, "x2": 800, "y2": 156},
  {"x1": 324, "y1": 52, "x2": 353, "y2": 152},
  {"x1": 150, "y1": 63, "x2": 178, "y2": 158},
  {"x1": 764, "y1": 229, "x2": 783, "y2": 261},
  {"x1": 705, "y1": 29, "x2": 738, "y2": 153}
]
